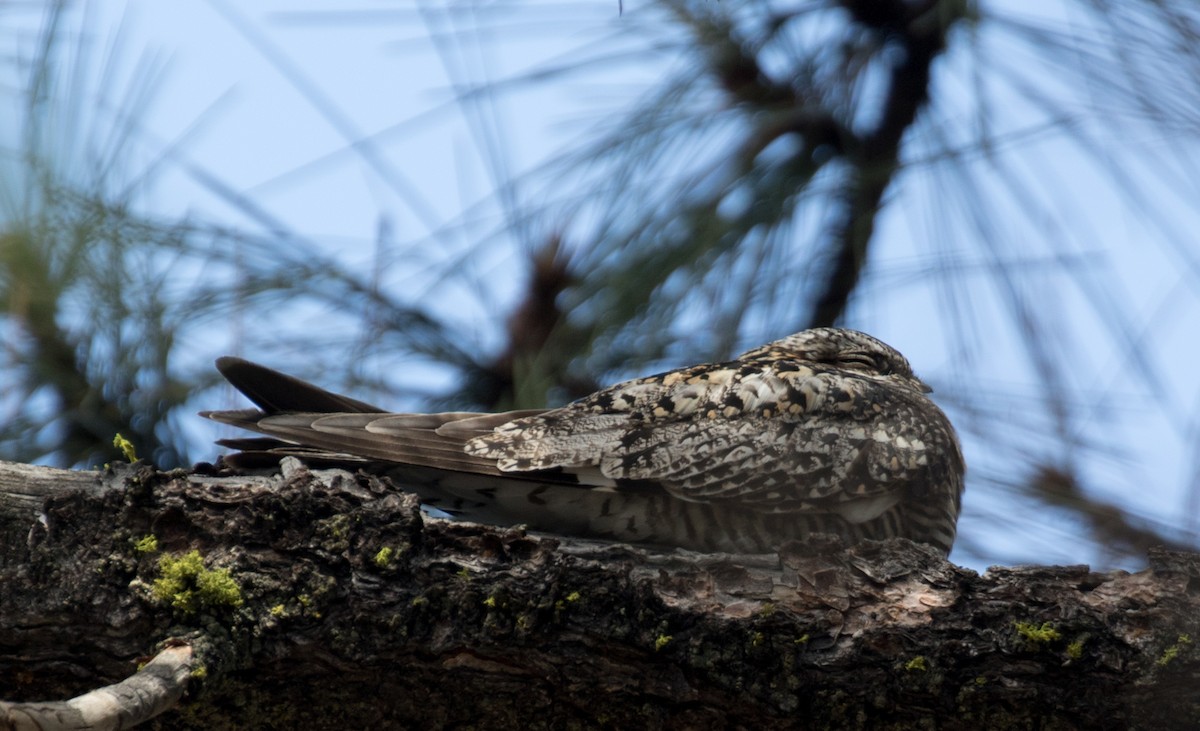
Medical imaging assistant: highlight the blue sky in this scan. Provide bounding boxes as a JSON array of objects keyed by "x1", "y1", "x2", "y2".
[{"x1": 7, "y1": 0, "x2": 1198, "y2": 570}]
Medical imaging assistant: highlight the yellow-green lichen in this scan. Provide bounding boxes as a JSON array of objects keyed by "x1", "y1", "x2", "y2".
[
  {"x1": 313, "y1": 514, "x2": 355, "y2": 553},
  {"x1": 113, "y1": 433, "x2": 137, "y2": 462},
  {"x1": 1067, "y1": 640, "x2": 1084, "y2": 660},
  {"x1": 751, "y1": 632, "x2": 766, "y2": 648},
  {"x1": 554, "y1": 590, "x2": 582, "y2": 611},
  {"x1": 133, "y1": 534, "x2": 159, "y2": 554},
  {"x1": 974, "y1": 676, "x2": 987, "y2": 686},
  {"x1": 759, "y1": 603, "x2": 777, "y2": 617},
  {"x1": 794, "y1": 634, "x2": 810, "y2": 645},
  {"x1": 483, "y1": 595, "x2": 498, "y2": 608},
  {"x1": 456, "y1": 566, "x2": 472, "y2": 580},
  {"x1": 151, "y1": 550, "x2": 243, "y2": 614},
  {"x1": 411, "y1": 596, "x2": 428, "y2": 608},
  {"x1": 905, "y1": 656, "x2": 928, "y2": 672},
  {"x1": 296, "y1": 594, "x2": 321, "y2": 617},
  {"x1": 1015, "y1": 621, "x2": 1061, "y2": 645},
  {"x1": 269, "y1": 604, "x2": 286, "y2": 617},
  {"x1": 373, "y1": 546, "x2": 394, "y2": 567},
  {"x1": 190, "y1": 664, "x2": 208, "y2": 680},
  {"x1": 1158, "y1": 634, "x2": 1193, "y2": 666},
  {"x1": 654, "y1": 634, "x2": 673, "y2": 652}
]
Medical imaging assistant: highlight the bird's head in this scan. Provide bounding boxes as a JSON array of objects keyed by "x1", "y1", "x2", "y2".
[{"x1": 740, "y1": 328, "x2": 932, "y2": 393}]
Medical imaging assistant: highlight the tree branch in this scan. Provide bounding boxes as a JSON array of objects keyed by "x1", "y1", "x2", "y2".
[
  {"x1": 0, "y1": 459, "x2": 1196, "y2": 729},
  {"x1": 1, "y1": 645, "x2": 193, "y2": 731},
  {"x1": 810, "y1": 0, "x2": 966, "y2": 327}
]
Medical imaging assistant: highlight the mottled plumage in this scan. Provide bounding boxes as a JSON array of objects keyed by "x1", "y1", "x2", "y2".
[{"x1": 203, "y1": 328, "x2": 964, "y2": 555}]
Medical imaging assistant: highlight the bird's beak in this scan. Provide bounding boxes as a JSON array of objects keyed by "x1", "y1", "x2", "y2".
[{"x1": 917, "y1": 378, "x2": 933, "y2": 394}]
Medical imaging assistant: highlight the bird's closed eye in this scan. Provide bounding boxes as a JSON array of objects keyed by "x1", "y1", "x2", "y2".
[{"x1": 834, "y1": 353, "x2": 885, "y2": 372}]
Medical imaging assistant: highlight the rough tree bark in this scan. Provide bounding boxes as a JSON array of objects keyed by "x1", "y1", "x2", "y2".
[{"x1": 0, "y1": 458, "x2": 1197, "y2": 730}]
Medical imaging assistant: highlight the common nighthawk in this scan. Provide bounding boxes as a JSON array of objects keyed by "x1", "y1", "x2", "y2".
[{"x1": 203, "y1": 328, "x2": 965, "y2": 555}]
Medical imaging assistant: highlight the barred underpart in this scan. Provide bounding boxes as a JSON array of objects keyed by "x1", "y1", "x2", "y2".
[{"x1": 204, "y1": 327, "x2": 965, "y2": 556}]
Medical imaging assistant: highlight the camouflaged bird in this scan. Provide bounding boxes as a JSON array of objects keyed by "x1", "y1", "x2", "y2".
[{"x1": 203, "y1": 328, "x2": 965, "y2": 555}]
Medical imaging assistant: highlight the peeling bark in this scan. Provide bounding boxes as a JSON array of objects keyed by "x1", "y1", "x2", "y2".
[{"x1": 0, "y1": 459, "x2": 1197, "y2": 730}]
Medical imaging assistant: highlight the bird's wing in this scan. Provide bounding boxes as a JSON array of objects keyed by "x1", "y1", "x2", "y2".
[
  {"x1": 466, "y1": 360, "x2": 940, "y2": 518},
  {"x1": 213, "y1": 356, "x2": 387, "y2": 414}
]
